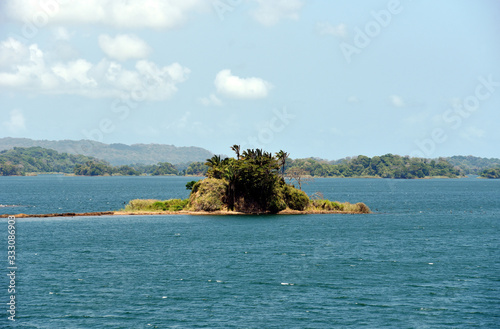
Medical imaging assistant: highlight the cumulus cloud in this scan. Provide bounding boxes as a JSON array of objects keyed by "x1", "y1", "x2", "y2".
[
  {"x1": 214, "y1": 69, "x2": 273, "y2": 99},
  {"x1": 0, "y1": 38, "x2": 190, "y2": 100},
  {"x1": 251, "y1": 0, "x2": 303, "y2": 26},
  {"x1": 0, "y1": 38, "x2": 29, "y2": 69},
  {"x1": 99, "y1": 34, "x2": 151, "y2": 61},
  {"x1": 390, "y1": 95, "x2": 405, "y2": 107},
  {"x1": 3, "y1": 0, "x2": 208, "y2": 29},
  {"x1": 316, "y1": 22, "x2": 347, "y2": 38},
  {"x1": 200, "y1": 93, "x2": 223, "y2": 106},
  {"x1": 2, "y1": 109, "x2": 26, "y2": 133}
]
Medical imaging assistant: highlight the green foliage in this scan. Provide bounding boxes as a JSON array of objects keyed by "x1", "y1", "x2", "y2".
[
  {"x1": 114, "y1": 165, "x2": 140, "y2": 176},
  {"x1": 479, "y1": 167, "x2": 500, "y2": 179},
  {"x1": 185, "y1": 180, "x2": 197, "y2": 190},
  {"x1": 74, "y1": 161, "x2": 114, "y2": 176},
  {"x1": 185, "y1": 161, "x2": 208, "y2": 175},
  {"x1": 191, "y1": 148, "x2": 295, "y2": 213},
  {"x1": 0, "y1": 137, "x2": 213, "y2": 166},
  {"x1": 448, "y1": 156, "x2": 500, "y2": 174},
  {"x1": 286, "y1": 154, "x2": 461, "y2": 179},
  {"x1": 149, "y1": 162, "x2": 179, "y2": 176},
  {"x1": 0, "y1": 162, "x2": 23, "y2": 176},
  {"x1": 188, "y1": 178, "x2": 228, "y2": 211},
  {"x1": 125, "y1": 146, "x2": 372, "y2": 215},
  {"x1": 310, "y1": 200, "x2": 371, "y2": 213},
  {"x1": 124, "y1": 198, "x2": 188, "y2": 211},
  {"x1": 165, "y1": 199, "x2": 189, "y2": 211},
  {"x1": 124, "y1": 199, "x2": 160, "y2": 211},
  {"x1": 283, "y1": 185, "x2": 310, "y2": 210},
  {"x1": 312, "y1": 199, "x2": 344, "y2": 211},
  {"x1": 0, "y1": 147, "x2": 105, "y2": 175}
]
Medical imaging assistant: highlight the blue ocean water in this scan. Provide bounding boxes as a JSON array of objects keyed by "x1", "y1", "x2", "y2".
[{"x1": 1, "y1": 176, "x2": 499, "y2": 328}]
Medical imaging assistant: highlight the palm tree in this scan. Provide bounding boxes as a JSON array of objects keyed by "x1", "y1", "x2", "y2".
[
  {"x1": 205, "y1": 155, "x2": 222, "y2": 168},
  {"x1": 205, "y1": 155, "x2": 227, "y2": 179},
  {"x1": 231, "y1": 144, "x2": 241, "y2": 160},
  {"x1": 276, "y1": 150, "x2": 289, "y2": 178}
]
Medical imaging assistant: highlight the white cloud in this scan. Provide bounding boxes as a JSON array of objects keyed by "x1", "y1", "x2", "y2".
[
  {"x1": 0, "y1": 38, "x2": 29, "y2": 69},
  {"x1": 2, "y1": 109, "x2": 26, "y2": 133},
  {"x1": 317, "y1": 22, "x2": 347, "y2": 38},
  {"x1": 390, "y1": 95, "x2": 405, "y2": 107},
  {"x1": 52, "y1": 59, "x2": 97, "y2": 86},
  {"x1": 200, "y1": 93, "x2": 223, "y2": 106},
  {"x1": 214, "y1": 69, "x2": 273, "y2": 99},
  {"x1": 98, "y1": 34, "x2": 151, "y2": 62},
  {"x1": 0, "y1": 38, "x2": 190, "y2": 100},
  {"x1": 4, "y1": 0, "x2": 208, "y2": 29},
  {"x1": 251, "y1": 0, "x2": 303, "y2": 26}
]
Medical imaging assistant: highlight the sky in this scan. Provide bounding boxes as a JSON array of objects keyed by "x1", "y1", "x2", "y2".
[{"x1": 1, "y1": 0, "x2": 499, "y2": 160}]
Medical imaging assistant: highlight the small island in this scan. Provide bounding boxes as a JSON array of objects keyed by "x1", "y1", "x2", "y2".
[{"x1": 120, "y1": 146, "x2": 371, "y2": 215}]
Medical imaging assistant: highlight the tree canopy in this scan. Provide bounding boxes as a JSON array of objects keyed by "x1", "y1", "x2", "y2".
[
  {"x1": 479, "y1": 167, "x2": 500, "y2": 179},
  {"x1": 190, "y1": 147, "x2": 309, "y2": 213},
  {"x1": 0, "y1": 147, "x2": 104, "y2": 175},
  {"x1": 284, "y1": 154, "x2": 461, "y2": 178}
]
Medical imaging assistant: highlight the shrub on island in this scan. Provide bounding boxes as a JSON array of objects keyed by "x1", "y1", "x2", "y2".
[{"x1": 124, "y1": 199, "x2": 188, "y2": 212}]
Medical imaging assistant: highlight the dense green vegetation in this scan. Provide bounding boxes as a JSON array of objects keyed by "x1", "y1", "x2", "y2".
[
  {"x1": 186, "y1": 146, "x2": 371, "y2": 214},
  {"x1": 0, "y1": 137, "x2": 213, "y2": 166},
  {"x1": 2, "y1": 145, "x2": 499, "y2": 180},
  {"x1": 125, "y1": 199, "x2": 189, "y2": 211},
  {"x1": 479, "y1": 168, "x2": 500, "y2": 179},
  {"x1": 447, "y1": 156, "x2": 500, "y2": 174},
  {"x1": 148, "y1": 162, "x2": 179, "y2": 176},
  {"x1": 123, "y1": 146, "x2": 371, "y2": 214},
  {"x1": 285, "y1": 154, "x2": 461, "y2": 178},
  {"x1": 0, "y1": 146, "x2": 180, "y2": 176},
  {"x1": 73, "y1": 161, "x2": 181, "y2": 176},
  {"x1": 184, "y1": 161, "x2": 208, "y2": 175},
  {"x1": 0, "y1": 147, "x2": 104, "y2": 176},
  {"x1": 73, "y1": 162, "x2": 141, "y2": 176}
]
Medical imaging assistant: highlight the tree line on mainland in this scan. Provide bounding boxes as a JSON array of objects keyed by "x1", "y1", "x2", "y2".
[{"x1": 0, "y1": 146, "x2": 499, "y2": 179}]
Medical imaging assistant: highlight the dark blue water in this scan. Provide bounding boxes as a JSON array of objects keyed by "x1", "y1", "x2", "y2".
[{"x1": 1, "y1": 176, "x2": 499, "y2": 328}]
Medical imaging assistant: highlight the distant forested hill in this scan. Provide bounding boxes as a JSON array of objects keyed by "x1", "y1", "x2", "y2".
[
  {"x1": 0, "y1": 138, "x2": 213, "y2": 166},
  {"x1": 286, "y1": 154, "x2": 461, "y2": 178},
  {"x1": 446, "y1": 156, "x2": 500, "y2": 174},
  {"x1": 0, "y1": 147, "x2": 106, "y2": 175},
  {"x1": 284, "y1": 154, "x2": 500, "y2": 178}
]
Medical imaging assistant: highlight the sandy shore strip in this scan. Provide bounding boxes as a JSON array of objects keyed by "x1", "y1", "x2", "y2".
[{"x1": 0, "y1": 209, "x2": 365, "y2": 218}]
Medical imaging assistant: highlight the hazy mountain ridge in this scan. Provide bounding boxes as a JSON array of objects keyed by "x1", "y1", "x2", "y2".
[
  {"x1": 0, "y1": 138, "x2": 213, "y2": 166},
  {"x1": 446, "y1": 155, "x2": 500, "y2": 174}
]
